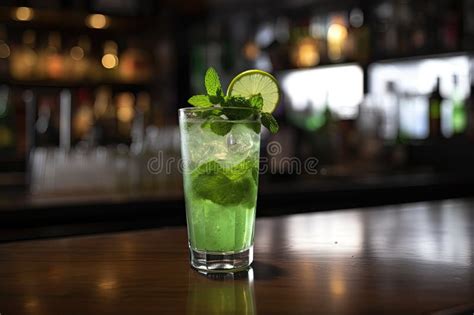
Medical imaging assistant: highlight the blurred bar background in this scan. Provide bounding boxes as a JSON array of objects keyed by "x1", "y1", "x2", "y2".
[{"x1": 1, "y1": 0, "x2": 474, "y2": 239}]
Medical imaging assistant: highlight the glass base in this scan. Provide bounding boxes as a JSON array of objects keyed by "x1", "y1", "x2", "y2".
[{"x1": 189, "y1": 245, "x2": 253, "y2": 273}]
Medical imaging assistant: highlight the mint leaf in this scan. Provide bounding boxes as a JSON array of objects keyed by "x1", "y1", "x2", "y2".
[
  {"x1": 201, "y1": 115, "x2": 233, "y2": 136},
  {"x1": 261, "y1": 112, "x2": 279, "y2": 134},
  {"x1": 210, "y1": 120, "x2": 233, "y2": 136},
  {"x1": 221, "y1": 158, "x2": 257, "y2": 180},
  {"x1": 249, "y1": 94, "x2": 263, "y2": 110},
  {"x1": 223, "y1": 107, "x2": 254, "y2": 120},
  {"x1": 191, "y1": 160, "x2": 223, "y2": 176},
  {"x1": 245, "y1": 122, "x2": 261, "y2": 134},
  {"x1": 199, "y1": 108, "x2": 222, "y2": 119},
  {"x1": 191, "y1": 159, "x2": 258, "y2": 207},
  {"x1": 188, "y1": 95, "x2": 213, "y2": 107},
  {"x1": 192, "y1": 171, "x2": 255, "y2": 206},
  {"x1": 223, "y1": 96, "x2": 251, "y2": 107},
  {"x1": 209, "y1": 94, "x2": 225, "y2": 105},
  {"x1": 205, "y1": 67, "x2": 221, "y2": 96},
  {"x1": 200, "y1": 115, "x2": 217, "y2": 128}
]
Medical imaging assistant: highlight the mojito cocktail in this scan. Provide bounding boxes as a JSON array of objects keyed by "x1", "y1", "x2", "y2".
[{"x1": 180, "y1": 67, "x2": 280, "y2": 272}]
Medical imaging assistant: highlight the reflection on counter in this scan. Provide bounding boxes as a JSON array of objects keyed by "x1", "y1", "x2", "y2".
[
  {"x1": 254, "y1": 199, "x2": 473, "y2": 266},
  {"x1": 187, "y1": 268, "x2": 256, "y2": 315}
]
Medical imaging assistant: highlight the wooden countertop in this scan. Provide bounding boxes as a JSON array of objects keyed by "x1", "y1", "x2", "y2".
[
  {"x1": 0, "y1": 198, "x2": 473, "y2": 314},
  {"x1": 2, "y1": 171, "x2": 474, "y2": 244}
]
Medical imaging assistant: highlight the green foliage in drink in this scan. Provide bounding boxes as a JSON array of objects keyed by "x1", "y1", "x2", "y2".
[{"x1": 187, "y1": 67, "x2": 280, "y2": 136}]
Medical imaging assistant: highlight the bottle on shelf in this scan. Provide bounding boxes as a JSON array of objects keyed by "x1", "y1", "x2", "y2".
[
  {"x1": 38, "y1": 32, "x2": 65, "y2": 80},
  {"x1": 68, "y1": 35, "x2": 92, "y2": 81},
  {"x1": 348, "y1": 7, "x2": 370, "y2": 64},
  {"x1": 35, "y1": 96, "x2": 59, "y2": 147},
  {"x1": 428, "y1": 77, "x2": 443, "y2": 140},
  {"x1": 115, "y1": 92, "x2": 135, "y2": 142},
  {"x1": 120, "y1": 42, "x2": 153, "y2": 83},
  {"x1": 451, "y1": 74, "x2": 467, "y2": 135},
  {"x1": 130, "y1": 92, "x2": 152, "y2": 160},
  {"x1": 93, "y1": 87, "x2": 116, "y2": 145},
  {"x1": 381, "y1": 81, "x2": 399, "y2": 141},
  {"x1": 10, "y1": 30, "x2": 38, "y2": 80},
  {"x1": 377, "y1": 1, "x2": 397, "y2": 56},
  {"x1": 101, "y1": 40, "x2": 120, "y2": 81},
  {"x1": 467, "y1": 74, "x2": 474, "y2": 141},
  {"x1": 0, "y1": 26, "x2": 10, "y2": 76},
  {"x1": 59, "y1": 89, "x2": 71, "y2": 150},
  {"x1": 0, "y1": 85, "x2": 15, "y2": 154},
  {"x1": 72, "y1": 89, "x2": 94, "y2": 145},
  {"x1": 440, "y1": 2, "x2": 460, "y2": 51},
  {"x1": 136, "y1": 91, "x2": 151, "y2": 126}
]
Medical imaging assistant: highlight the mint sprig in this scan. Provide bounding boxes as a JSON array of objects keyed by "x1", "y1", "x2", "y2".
[
  {"x1": 187, "y1": 67, "x2": 280, "y2": 135},
  {"x1": 205, "y1": 67, "x2": 222, "y2": 96},
  {"x1": 188, "y1": 95, "x2": 213, "y2": 107},
  {"x1": 261, "y1": 112, "x2": 279, "y2": 134},
  {"x1": 187, "y1": 67, "x2": 224, "y2": 106},
  {"x1": 249, "y1": 94, "x2": 264, "y2": 111},
  {"x1": 191, "y1": 158, "x2": 258, "y2": 207}
]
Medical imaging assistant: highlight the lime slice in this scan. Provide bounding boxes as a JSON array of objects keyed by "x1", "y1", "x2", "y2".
[{"x1": 227, "y1": 69, "x2": 280, "y2": 113}]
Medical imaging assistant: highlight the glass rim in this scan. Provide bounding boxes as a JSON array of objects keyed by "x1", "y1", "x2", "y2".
[
  {"x1": 179, "y1": 106, "x2": 261, "y2": 123},
  {"x1": 179, "y1": 106, "x2": 260, "y2": 112}
]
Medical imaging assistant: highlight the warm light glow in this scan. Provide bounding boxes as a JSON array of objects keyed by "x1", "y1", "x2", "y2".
[
  {"x1": 117, "y1": 105, "x2": 134, "y2": 123},
  {"x1": 23, "y1": 296, "x2": 40, "y2": 311},
  {"x1": 98, "y1": 280, "x2": 117, "y2": 290},
  {"x1": 328, "y1": 24, "x2": 348, "y2": 42},
  {"x1": 47, "y1": 55, "x2": 64, "y2": 79},
  {"x1": 0, "y1": 41, "x2": 10, "y2": 58},
  {"x1": 86, "y1": 14, "x2": 109, "y2": 29},
  {"x1": 330, "y1": 269, "x2": 346, "y2": 297},
  {"x1": 104, "y1": 41, "x2": 118, "y2": 54},
  {"x1": 243, "y1": 41, "x2": 260, "y2": 61},
  {"x1": 13, "y1": 7, "x2": 34, "y2": 21},
  {"x1": 136, "y1": 92, "x2": 151, "y2": 112},
  {"x1": 70, "y1": 46, "x2": 84, "y2": 61},
  {"x1": 327, "y1": 23, "x2": 348, "y2": 61},
  {"x1": 117, "y1": 93, "x2": 135, "y2": 123},
  {"x1": 94, "y1": 88, "x2": 111, "y2": 118},
  {"x1": 102, "y1": 53, "x2": 118, "y2": 69},
  {"x1": 73, "y1": 105, "x2": 93, "y2": 137},
  {"x1": 23, "y1": 30, "x2": 36, "y2": 45},
  {"x1": 292, "y1": 37, "x2": 319, "y2": 68},
  {"x1": 96, "y1": 270, "x2": 119, "y2": 299}
]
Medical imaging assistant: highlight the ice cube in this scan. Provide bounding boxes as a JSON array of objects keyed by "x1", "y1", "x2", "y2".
[
  {"x1": 183, "y1": 122, "x2": 259, "y2": 169},
  {"x1": 185, "y1": 122, "x2": 226, "y2": 166},
  {"x1": 222, "y1": 124, "x2": 259, "y2": 166},
  {"x1": 228, "y1": 124, "x2": 255, "y2": 153}
]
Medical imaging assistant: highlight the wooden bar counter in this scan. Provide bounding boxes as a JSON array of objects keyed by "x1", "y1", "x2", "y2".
[{"x1": 0, "y1": 198, "x2": 473, "y2": 314}]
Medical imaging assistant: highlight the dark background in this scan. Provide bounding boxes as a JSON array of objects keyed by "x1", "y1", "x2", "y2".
[{"x1": 1, "y1": 0, "x2": 474, "y2": 241}]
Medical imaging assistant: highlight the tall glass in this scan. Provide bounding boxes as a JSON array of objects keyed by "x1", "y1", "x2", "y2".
[{"x1": 179, "y1": 107, "x2": 261, "y2": 272}]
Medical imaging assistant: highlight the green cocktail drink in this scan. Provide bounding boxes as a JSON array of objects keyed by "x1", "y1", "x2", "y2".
[
  {"x1": 180, "y1": 67, "x2": 280, "y2": 272},
  {"x1": 181, "y1": 113, "x2": 260, "y2": 253}
]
